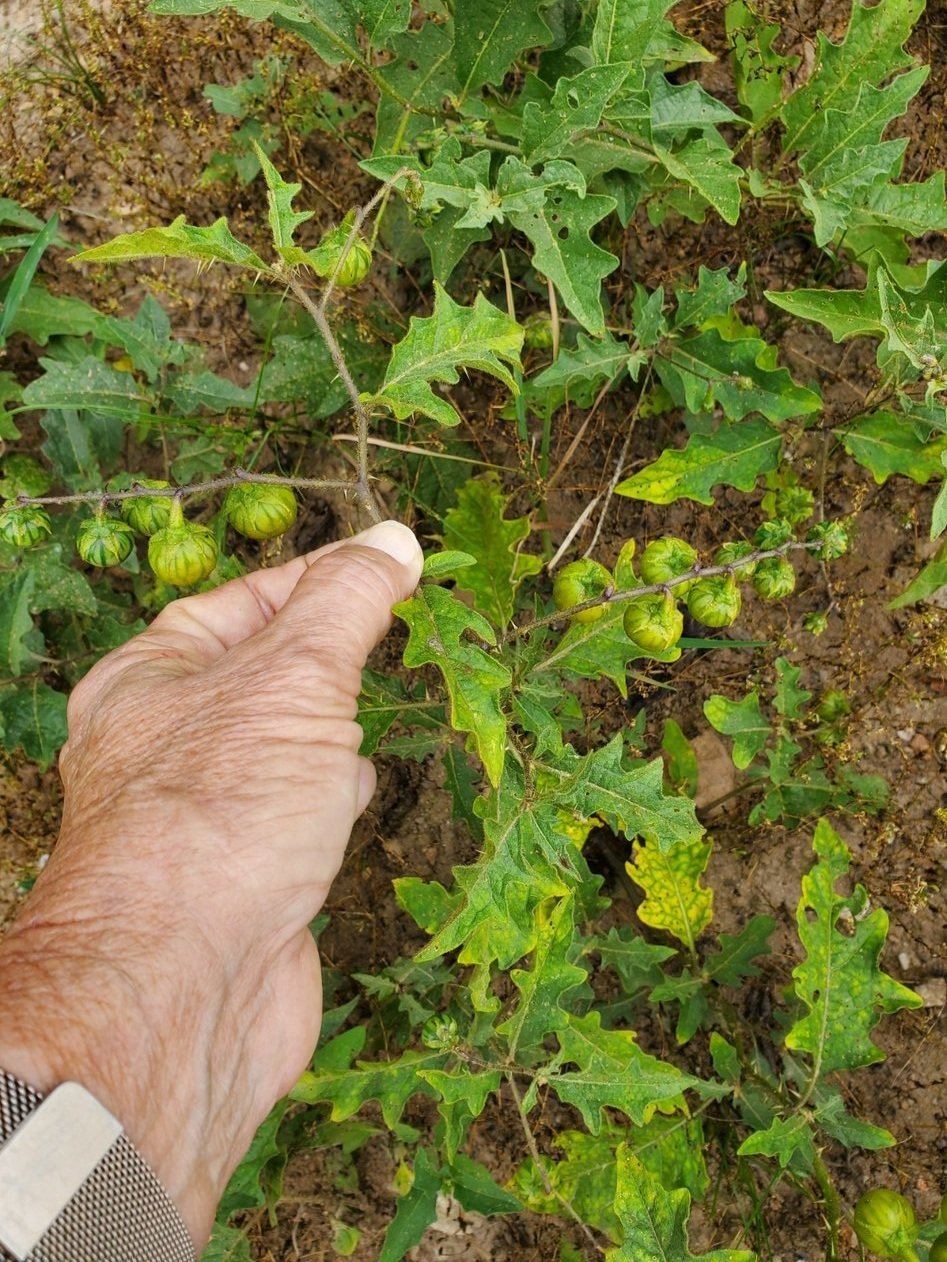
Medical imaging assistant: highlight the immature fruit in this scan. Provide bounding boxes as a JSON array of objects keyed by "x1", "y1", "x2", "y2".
[
  {"x1": 0, "y1": 502, "x2": 52, "y2": 548},
  {"x1": 622, "y1": 591, "x2": 683, "y2": 652},
  {"x1": 852, "y1": 1189, "x2": 918, "y2": 1260},
  {"x1": 752, "y1": 555, "x2": 795, "y2": 600},
  {"x1": 552, "y1": 559, "x2": 613, "y2": 623},
  {"x1": 753, "y1": 519, "x2": 794, "y2": 550},
  {"x1": 687, "y1": 575, "x2": 741, "y2": 628},
  {"x1": 639, "y1": 536, "x2": 698, "y2": 593},
  {"x1": 929, "y1": 1233, "x2": 947, "y2": 1262},
  {"x1": 803, "y1": 610, "x2": 829, "y2": 636},
  {"x1": 523, "y1": 313, "x2": 554, "y2": 349},
  {"x1": 714, "y1": 540, "x2": 758, "y2": 578},
  {"x1": 224, "y1": 482, "x2": 297, "y2": 540},
  {"x1": 121, "y1": 479, "x2": 173, "y2": 536},
  {"x1": 807, "y1": 519, "x2": 850, "y2": 560},
  {"x1": 76, "y1": 512, "x2": 136, "y2": 568},
  {"x1": 308, "y1": 214, "x2": 372, "y2": 286},
  {"x1": 816, "y1": 689, "x2": 850, "y2": 724},
  {"x1": 0, "y1": 455, "x2": 52, "y2": 499},
  {"x1": 148, "y1": 500, "x2": 218, "y2": 586}
]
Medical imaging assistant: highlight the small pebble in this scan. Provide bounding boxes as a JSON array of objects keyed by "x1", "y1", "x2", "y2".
[
  {"x1": 914, "y1": 979, "x2": 947, "y2": 1008},
  {"x1": 899, "y1": 951, "x2": 913, "y2": 971},
  {"x1": 897, "y1": 728, "x2": 915, "y2": 743}
]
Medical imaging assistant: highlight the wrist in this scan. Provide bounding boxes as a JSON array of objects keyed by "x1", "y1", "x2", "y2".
[{"x1": 0, "y1": 874, "x2": 232, "y2": 1246}]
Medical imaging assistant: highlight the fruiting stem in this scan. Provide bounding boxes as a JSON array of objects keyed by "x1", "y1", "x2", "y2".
[
  {"x1": 504, "y1": 540, "x2": 820, "y2": 642},
  {"x1": 15, "y1": 471, "x2": 358, "y2": 509}
]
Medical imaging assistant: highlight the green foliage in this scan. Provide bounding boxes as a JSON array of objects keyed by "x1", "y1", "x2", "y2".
[
  {"x1": 786, "y1": 820, "x2": 922, "y2": 1074},
  {"x1": 1, "y1": 0, "x2": 937, "y2": 1253}
]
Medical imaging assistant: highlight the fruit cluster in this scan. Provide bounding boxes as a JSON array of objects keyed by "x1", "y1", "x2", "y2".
[
  {"x1": 551, "y1": 522, "x2": 848, "y2": 652},
  {"x1": 0, "y1": 474, "x2": 298, "y2": 587}
]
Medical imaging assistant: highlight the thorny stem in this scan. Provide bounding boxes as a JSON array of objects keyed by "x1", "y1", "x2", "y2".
[
  {"x1": 504, "y1": 540, "x2": 823, "y2": 643},
  {"x1": 582, "y1": 364, "x2": 652, "y2": 561},
  {"x1": 15, "y1": 471, "x2": 356, "y2": 510},
  {"x1": 282, "y1": 166, "x2": 417, "y2": 524},
  {"x1": 506, "y1": 1073, "x2": 604, "y2": 1255},
  {"x1": 13, "y1": 170, "x2": 419, "y2": 529}
]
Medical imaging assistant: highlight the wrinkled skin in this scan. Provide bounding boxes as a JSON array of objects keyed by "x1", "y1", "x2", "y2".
[{"x1": 0, "y1": 521, "x2": 423, "y2": 1250}]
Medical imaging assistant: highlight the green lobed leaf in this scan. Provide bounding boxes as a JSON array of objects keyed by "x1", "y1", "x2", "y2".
[
  {"x1": 673, "y1": 265, "x2": 747, "y2": 329},
  {"x1": 703, "y1": 691, "x2": 770, "y2": 770},
  {"x1": 448, "y1": 1154, "x2": 521, "y2": 1217},
  {"x1": 655, "y1": 327, "x2": 822, "y2": 423},
  {"x1": 521, "y1": 64, "x2": 631, "y2": 165},
  {"x1": 496, "y1": 895, "x2": 590, "y2": 1059},
  {"x1": 653, "y1": 136, "x2": 743, "y2": 226},
  {"x1": 22, "y1": 356, "x2": 149, "y2": 420},
  {"x1": 454, "y1": 0, "x2": 554, "y2": 101},
  {"x1": 413, "y1": 762, "x2": 591, "y2": 992},
  {"x1": 780, "y1": 0, "x2": 925, "y2": 156},
  {"x1": 366, "y1": 284, "x2": 523, "y2": 427},
  {"x1": 0, "y1": 682, "x2": 68, "y2": 770},
  {"x1": 737, "y1": 1113, "x2": 816, "y2": 1171},
  {"x1": 440, "y1": 473, "x2": 541, "y2": 628},
  {"x1": 395, "y1": 583, "x2": 510, "y2": 785},
  {"x1": 607, "y1": 1148, "x2": 754, "y2": 1262},
  {"x1": 497, "y1": 157, "x2": 619, "y2": 335},
  {"x1": 785, "y1": 819, "x2": 922, "y2": 1074},
  {"x1": 372, "y1": 21, "x2": 459, "y2": 154},
  {"x1": 0, "y1": 568, "x2": 40, "y2": 677},
  {"x1": 596, "y1": 926, "x2": 676, "y2": 997},
  {"x1": 549, "y1": 1012, "x2": 699, "y2": 1133},
  {"x1": 252, "y1": 144, "x2": 313, "y2": 263},
  {"x1": 71, "y1": 215, "x2": 268, "y2": 271},
  {"x1": 199, "y1": 1223, "x2": 252, "y2": 1262},
  {"x1": 726, "y1": 0, "x2": 798, "y2": 124},
  {"x1": 616, "y1": 420, "x2": 782, "y2": 506},
  {"x1": 528, "y1": 332, "x2": 639, "y2": 410},
  {"x1": 838, "y1": 412, "x2": 947, "y2": 484},
  {"x1": 291, "y1": 1047, "x2": 445, "y2": 1127},
  {"x1": 418, "y1": 1070, "x2": 501, "y2": 1162}
]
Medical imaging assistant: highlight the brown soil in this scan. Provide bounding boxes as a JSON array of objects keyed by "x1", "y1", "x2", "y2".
[{"x1": 1, "y1": 2, "x2": 945, "y2": 1261}]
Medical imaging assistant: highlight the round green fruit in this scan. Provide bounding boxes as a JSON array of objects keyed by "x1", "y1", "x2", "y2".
[
  {"x1": 714, "y1": 540, "x2": 758, "y2": 577},
  {"x1": 523, "y1": 313, "x2": 554, "y2": 349},
  {"x1": 929, "y1": 1232, "x2": 947, "y2": 1262},
  {"x1": 687, "y1": 575, "x2": 741, "y2": 628},
  {"x1": 753, "y1": 519, "x2": 793, "y2": 550},
  {"x1": 852, "y1": 1189, "x2": 917, "y2": 1260},
  {"x1": 148, "y1": 500, "x2": 218, "y2": 586},
  {"x1": 308, "y1": 217, "x2": 372, "y2": 287},
  {"x1": 0, "y1": 502, "x2": 52, "y2": 548},
  {"x1": 752, "y1": 556, "x2": 796, "y2": 600},
  {"x1": 552, "y1": 559, "x2": 613, "y2": 624},
  {"x1": 622, "y1": 591, "x2": 682, "y2": 652},
  {"x1": 121, "y1": 479, "x2": 173, "y2": 536},
  {"x1": 639, "y1": 536, "x2": 698, "y2": 592},
  {"x1": 807, "y1": 519, "x2": 850, "y2": 561},
  {"x1": 77, "y1": 513, "x2": 136, "y2": 568},
  {"x1": 225, "y1": 482, "x2": 298, "y2": 541}
]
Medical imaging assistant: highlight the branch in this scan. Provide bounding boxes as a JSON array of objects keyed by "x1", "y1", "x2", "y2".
[
  {"x1": 14, "y1": 470, "x2": 357, "y2": 510},
  {"x1": 283, "y1": 166, "x2": 418, "y2": 524},
  {"x1": 505, "y1": 539, "x2": 820, "y2": 642}
]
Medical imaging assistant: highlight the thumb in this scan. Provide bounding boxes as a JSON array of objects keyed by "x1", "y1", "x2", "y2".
[{"x1": 260, "y1": 520, "x2": 424, "y2": 672}]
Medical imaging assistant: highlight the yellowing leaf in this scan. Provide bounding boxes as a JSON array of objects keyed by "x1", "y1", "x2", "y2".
[{"x1": 627, "y1": 837, "x2": 713, "y2": 951}]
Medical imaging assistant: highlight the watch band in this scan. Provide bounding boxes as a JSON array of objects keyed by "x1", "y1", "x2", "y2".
[{"x1": 0, "y1": 1069, "x2": 195, "y2": 1262}]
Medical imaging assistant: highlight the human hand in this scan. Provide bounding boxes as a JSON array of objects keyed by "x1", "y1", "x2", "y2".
[{"x1": 0, "y1": 520, "x2": 423, "y2": 1249}]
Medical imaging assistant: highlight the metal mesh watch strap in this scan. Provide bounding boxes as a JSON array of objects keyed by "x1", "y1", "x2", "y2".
[{"x1": 0, "y1": 1069, "x2": 195, "y2": 1262}]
